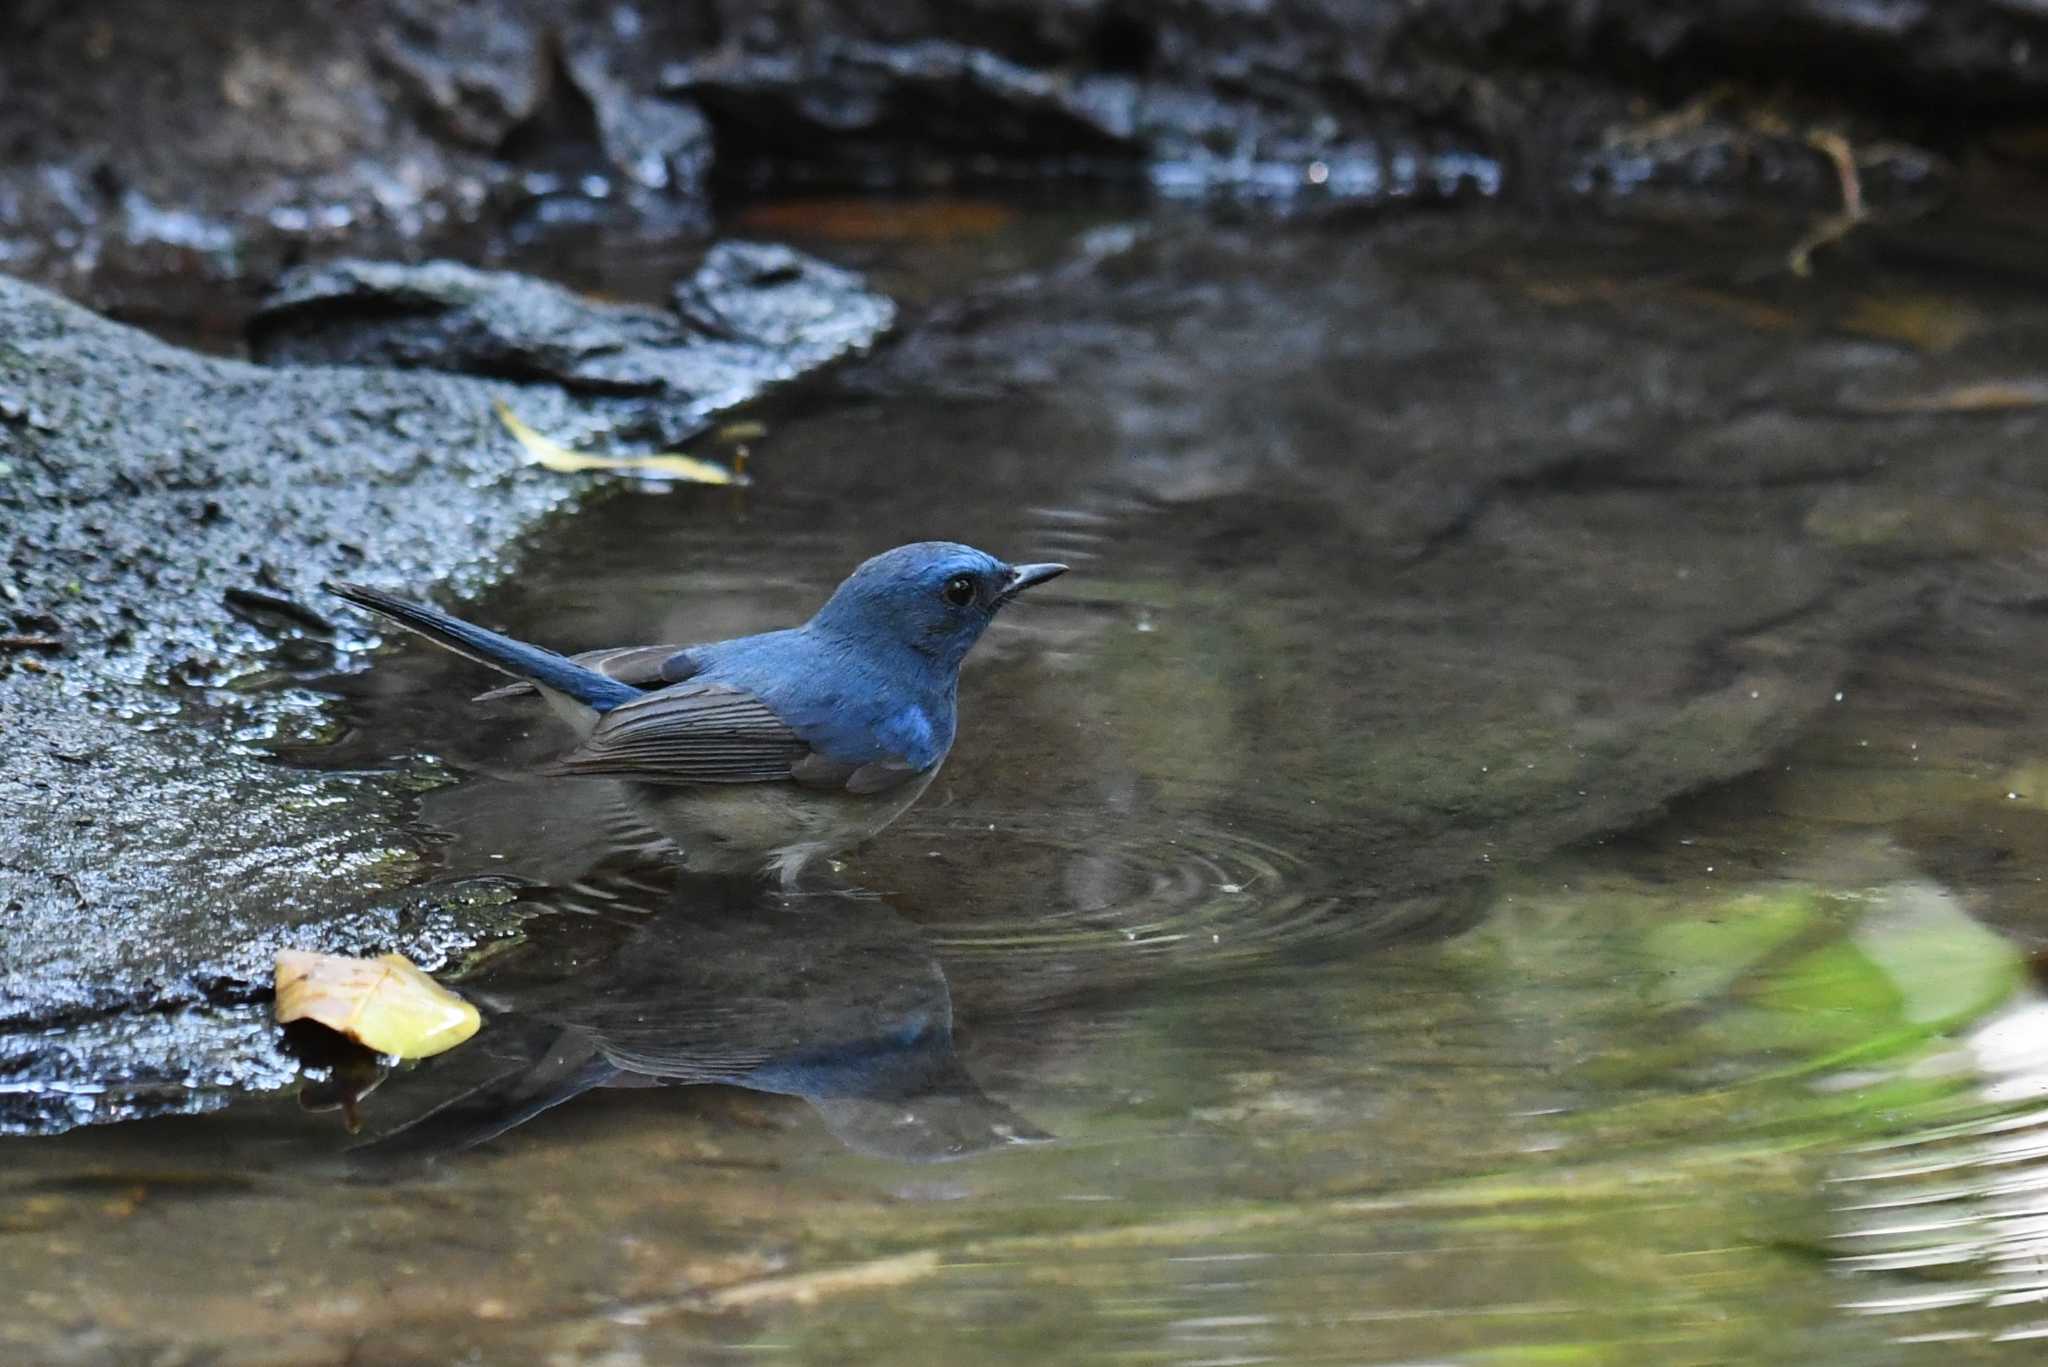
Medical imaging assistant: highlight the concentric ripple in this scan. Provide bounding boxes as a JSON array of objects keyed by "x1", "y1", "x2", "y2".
[{"x1": 871, "y1": 804, "x2": 1457, "y2": 971}]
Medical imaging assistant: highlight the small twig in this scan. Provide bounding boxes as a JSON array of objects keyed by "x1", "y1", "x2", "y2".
[
  {"x1": 0, "y1": 634, "x2": 62, "y2": 652},
  {"x1": 1603, "y1": 84, "x2": 1736, "y2": 150},
  {"x1": 1788, "y1": 129, "x2": 1866, "y2": 278},
  {"x1": 1815, "y1": 129, "x2": 1865, "y2": 219}
]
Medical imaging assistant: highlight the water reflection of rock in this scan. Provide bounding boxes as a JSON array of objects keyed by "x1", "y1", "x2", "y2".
[{"x1": 354, "y1": 879, "x2": 1049, "y2": 1164}]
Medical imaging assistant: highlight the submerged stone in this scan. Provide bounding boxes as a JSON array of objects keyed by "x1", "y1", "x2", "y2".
[{"x1": 249, "y1": 244, "x2": 895, "y2": 444}]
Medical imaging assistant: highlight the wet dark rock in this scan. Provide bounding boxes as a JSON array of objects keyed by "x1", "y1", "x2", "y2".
[
  {"x1": 563, "y1": 47, "x2": 715, "y2": 195},
  {"x1": 8, "y1": 2, "x2": 2040, "y2": 295},
  {"x1": 672, "y1": 38, "x2": 1166, "y2": 172},
  {"x1": 374, "y1": 1, "x2": 553, "y2": 151},
  {"x1": 0, "y1": 249, "x2": 891, "y2": 1134},
  {"x1": 249, "y1": 243, "x2": 894, "y2": 443},
  {"x1": 672, "y1": 32, "x2": 1507, "y2": 203},
  {"x1": 669, "y1": 241, "x2": 896, "y2": 352}
]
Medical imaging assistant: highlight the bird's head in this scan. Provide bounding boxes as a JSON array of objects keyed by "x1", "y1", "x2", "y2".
[{"x1": 809, "y1": 541, "x2": 1067, "y2": 670}]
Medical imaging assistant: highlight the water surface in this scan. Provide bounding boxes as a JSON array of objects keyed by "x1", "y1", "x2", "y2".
[{"x1": 10, "y1": 200, "x2": 2048, "y2": 1363}]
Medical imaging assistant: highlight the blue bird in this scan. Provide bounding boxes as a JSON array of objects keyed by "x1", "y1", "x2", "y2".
[
  {"x1": 350, "y1": 883, "x2": 1052, "y2": 1164},
  {"x1": 328, "y1": 543, "x2": 1066, "y2": 883}
]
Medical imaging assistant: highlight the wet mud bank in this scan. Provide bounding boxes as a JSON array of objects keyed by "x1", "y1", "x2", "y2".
[{"x1": 0, "y1": 246, "x2": 892, "y2": 1132}]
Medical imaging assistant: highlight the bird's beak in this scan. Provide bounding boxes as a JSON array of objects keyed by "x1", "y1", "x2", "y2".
[{"x1": 998, "y1": 562, "x2": 1068, "y2": 603}]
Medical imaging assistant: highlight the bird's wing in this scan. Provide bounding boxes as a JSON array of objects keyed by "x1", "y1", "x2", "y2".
[
  {"x1": 474, "y1": 644, "x2": 696, "y2": 703},
  {"x1": 592, "y1": 1012, "x2": 783, "y2": 1083},
  {"x1": 547, "y1": 682, "x2": 811, "y2": 783},
  {"x1": 349, "y1": 1030, "x2": 620, "y2": 1163},
  {"x1": 790, "y1": 752, "x2": 930, "y2": 795}
]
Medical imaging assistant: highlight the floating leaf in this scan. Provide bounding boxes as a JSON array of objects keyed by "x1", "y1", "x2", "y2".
[
  {"x1": 274, "y1": 950, "x2": 481, "y2": 1059},
  {"x1": 1804, "y1": 489, "x2": 2048, "y2": 556},
  {"x1": 1990, "y1": 124, "x2": 2048, "y2": 165},
  {"x1": 1839, "y1": 293, "x2": 1981, "y2": 353},
  {"x1": 493, "y1": 401, "x2": 748, "y2": 486},
  {"x1": 1516, "y1": 274, "x2": 1801, "y2": 335},
  {"x1": 1843, "y1": 378, "x2": 2048, "y2": 415},
  {"x1": 734, "y1": 196, "x2": 1014, "y2": 243},
  {"x1": 1673, "y1": 287, "x2": 1801, "y2": 335}
]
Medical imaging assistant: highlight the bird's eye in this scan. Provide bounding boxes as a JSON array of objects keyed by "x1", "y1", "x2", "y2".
[{"x1": 942, "y1": 575, "x2": 977, "y2": 607}]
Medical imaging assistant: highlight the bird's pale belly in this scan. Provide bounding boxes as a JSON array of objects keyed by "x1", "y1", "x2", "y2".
[{"x1": 624, "y1": 767, "x2": 940, "y2": 885}]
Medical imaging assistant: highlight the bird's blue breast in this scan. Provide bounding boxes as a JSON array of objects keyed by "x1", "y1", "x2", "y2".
[
  {"x1": 691, "y1": 629, "x2": 955, "y2": 772},
  {"x1": 874, "y1": 704, "x2": 940, "y2": 767},
  {"x1": 738, "y1": 1012, "x2": 944, "y2": 1099}
]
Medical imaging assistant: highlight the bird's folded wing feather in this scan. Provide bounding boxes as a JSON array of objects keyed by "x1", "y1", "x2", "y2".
[
  {"x1": 790, "y1": 752, "x2": 929, "y2": 795},
  {"x1": 547, "y1": 682, "x2": 810, "y2": 783},
  {"x1": 589, "y1": 1010, "x2": 782, "y2": 1083},
  {"x1": 474, "y1": 644, "x2": 694, "y2": 702}
]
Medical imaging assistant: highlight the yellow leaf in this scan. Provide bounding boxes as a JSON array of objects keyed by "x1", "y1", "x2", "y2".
[
  {"x1": 1839, "y1": 293, "x2": 1981, "y2": 353},
  {"x1": 1847, "y1": 379, "x2": 2048, "y2": 414},
  {"x1": 493, "y1": 401, "x2": 749, "y2": 486},
  {"x1": 274, "y1": 950, "x2": 481, "y2": 1059},
  {"x1": 1673, "y1": 287, "x2": 1801, "y2": 335}
]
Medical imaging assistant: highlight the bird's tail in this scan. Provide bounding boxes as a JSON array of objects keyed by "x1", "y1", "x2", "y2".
[
  {"x1": 326, "y1": 581, "x2": 640, "y2": 713},
  {"x1": 348, "y1": 1033, "x2": 622, "y2": 1167}
]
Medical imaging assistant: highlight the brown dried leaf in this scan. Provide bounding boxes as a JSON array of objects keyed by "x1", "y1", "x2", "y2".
[{"x1": 734, "y1": 197, "x2": 1015, "y2": 243}]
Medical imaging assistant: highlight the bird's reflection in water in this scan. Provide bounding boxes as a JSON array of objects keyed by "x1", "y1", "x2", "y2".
[{"x1": 352, "y1": 877, "x2": 1050, "y2": 1165}]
